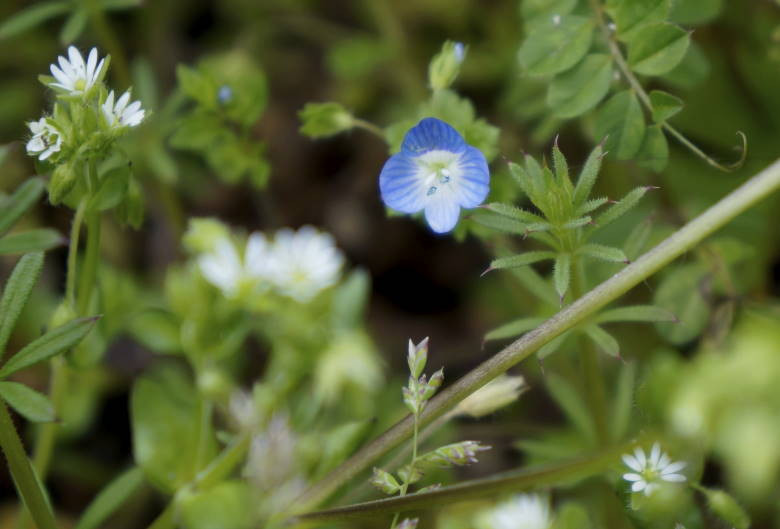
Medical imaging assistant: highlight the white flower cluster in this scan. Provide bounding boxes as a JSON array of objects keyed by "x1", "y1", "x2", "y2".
[{"x1": 198, "y1": 225, "x2": 344, "y2": 302}]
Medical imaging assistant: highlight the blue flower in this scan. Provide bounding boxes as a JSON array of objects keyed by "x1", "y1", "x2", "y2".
[{"x1": 379, "y1": 117, "x2": 490, "y2": 233}]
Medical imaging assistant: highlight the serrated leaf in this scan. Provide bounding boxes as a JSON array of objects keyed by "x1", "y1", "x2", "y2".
[
  {"x1": 553, "y1": 254, "x2": 571, "y2": 301},
  {"x1": 628, "y1": 22, "x2": 691, "y2": 76},
  {"x1": 552, "y1": 140, "x2": 570, "y2": 186},
  {"x1": 518, "y1": 15, "x2": 595, "y2": 77},
  {"x1": 595, "y1": 305, "x2": 677, "y2": 323},
  {"x1": 0, "y1": 381, "x2": 54, "y2": 422},
  {"x1": 0, "y1": 229, "x2": 65, "y2": 255},
  {"x1": 0, "y1": 317, "x2": 98, "y2": 378},
  {"x1": 610, "y1": 362, "x2": 636, "y2": 441},
  {"x1": 548, "y1": 54, "x2": 613, "y2": 118},
  {"x1": 545, "y1": 372, "x2": 595, "y2": 441},
  {"x1": 73, "y1": 467, "x2": 144, "y2": 529},
  {"x1": 484, "y1": 317, "x2": 546, "y2": 341},
  {"x1": 592, "y1": 187, "x2": 649, "y2": 230},
  {"x1": 609, "y1": 0, "x2": 671, "y2": 42},
  {"x1": 595, "y1": 91, "x2": 645, "y2": 160},
  {"x1": 482, "y1": 203, "x2": 545, "y2": 224},
  {"x1": 573, "y1": 145, "x2": 603, "y2": 207},
  {"x1": 649, "y1": 90, "x2": 683, "y2": 122},
  {"x1": 489, "y1": 251, "x2": 557, "y2": 272},
  {"x1": 0, "y1": 178, "x2": 46, "y2": 236},
  {"x1": 583, "y1": 324, "x2": 620, "y2": 357},
  {"x1": 0, "y1": 1, "x2": 70, "y2": 39},
  {"x1": 0, "y1": 252, "x2": 44, "y2": 357},
  {"x1": 579, "y1": 243, "x2": 628, "y2": 263},
  {"x1": 575, "y1": 197, "x2": 608, "y2": 216},
  {"x1": 636, "y1": 125, "x2": 669, "y2": 172},
  {"x1": 560, "y1": 216, "x2": 592, "y2": 230},
  {"x1": 469, "y1": 211, "x2": 528, "y2": 234}
]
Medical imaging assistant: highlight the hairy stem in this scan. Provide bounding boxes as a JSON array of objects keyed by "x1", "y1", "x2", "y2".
[
  {"x1": 290, "y1": 157, "x2": 780, "y2": 513},
  {"x1": 65, "y1": 199, "x2": 87, "y2": 309},
  {"x1": 0, "y1": 400, "x2": 58, "y2": 529}
]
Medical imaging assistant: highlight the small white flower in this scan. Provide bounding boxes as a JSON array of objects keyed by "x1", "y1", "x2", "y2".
[
  {"x1": 267, "y1": 226, "x2": 344, "y2": 302},
  {"x1": 49, "y1": 46, "x2": 105, "y2": 95},
  {"x1": 552, "y1": 14, "x2": 562, "y2": 26},
  {"x1": 476, "y1": 494, "x2": 552, "y2": 529},
  {"x1": 622, "y1": 442, "x2": 687, "y2": 496},
  {"x1": 102, "y1": 90, "x2": 145, "y2": 128},
  {"x1": 26, "y1": 117, "x2": 63, "y2": 161},
  {"x1": 198, "y1": 232, "x2": 271, "y2": 297}
]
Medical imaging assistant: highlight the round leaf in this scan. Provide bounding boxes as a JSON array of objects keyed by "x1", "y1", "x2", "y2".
[
  {"x1": 628, "y1": 22, "x2": 691, "y2": 76},
  {"x1": 547, "y1": 54, "x2": 613, "y2": 118},
  {"x1": 518, "y1": 15, "x2": 595, "y2": 77},
  {"x1": 594, "y1": 90, "x2": 646, "y2": 160}
]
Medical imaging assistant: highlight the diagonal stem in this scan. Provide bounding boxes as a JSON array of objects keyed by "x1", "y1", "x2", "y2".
[{"x1": 290, "y1": 157, "x2": 780, "y2": 513}]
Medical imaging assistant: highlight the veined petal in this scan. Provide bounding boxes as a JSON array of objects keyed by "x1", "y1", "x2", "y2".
[
  {"x1": 86, "y1": 48, "x2": 97, "y2": 79},
  {"x1": 649, "y1": 443, "x2": 661, "y2": 467},
  {"x1": 633, "y1": 448, "x2": 647, "y2": 468},
  {"x1": 424, "y1": 193, "x2": 461, "y2": 233},
  {"x1": 452, "y1": 145, "x2": 489, "y2": 208},
  {"x1": 67, "y1": 46, "x2": 85, "y2": 71},
  {"x1": 379, "y1": 152, "x2": 427, "y2": 213},
  {"x1": 401, "y1": 117, "x2": 465, "y2": 155}
]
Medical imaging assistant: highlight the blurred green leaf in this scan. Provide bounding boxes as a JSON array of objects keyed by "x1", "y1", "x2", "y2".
[
  {"x1": 490, "y1": 251, "x2": 557, "y2": 271},
  {"x1": 546, "y1": 373, "x2": 595, "y2": 441},
  {"x1": 0, "y1": 381, "x2": 54, "y2": 422},
  {"x1": 485, "y1": 317, "x2": 545, "y2": 342},
  {"x1": 0, "y1": 252, "x2": 44, "y2": 357},
  {"x1": 607, "y1": 0, "x2": 671, "y2": 42},
  {"x1": 299, "y1": 102, "x2": 354, "y2": 139},
  {"x1": 547, "y1": 54, "x2": 613, "y2": 118},
  {"x1": 578, "y1": 243, "x2": 628, "y2": 263},
  {"x1": 669, "y1": 0, "x2": 723, "y2": 25},
  {"x1": 59, "y1": 8, "x2": 87, "y2": 44},
  {"x1": 594, "y1": 90, "x2": 645, "y2": 159},
  {"x1": 0, "y1": 1, "x2": 71, "y2": 39},
  {"x1": 0, "y1": 317, "x2": 98, "y2": 378},
  {"x1": 610, "y1": 362, "x2": 636, "y2": 441},
  {"x1": 636, "y1": 124, "x2": 669, "y2": 172},
  {"x1": 649, "y1": 90, "x2": 684, "y2": 122},
  {"x1": 521, "y1": 0, "x2": 577, "y2": 25},
  {"x1": 552, "y1": 502, "x2": 591, "y2": 529},
  {"x1": 627, "y1": 22, "x2": 691, "y2": 76},
  {"x1": 73, "y1": 467, "x2": 145, "y2": 529},
  {"x1": 327, "y1": 37, "x2": 388, "y2": 80},
  {"x1": 0, "y1": 178, "x2": 46, "y2": 236},
  {"x1": 595, "y1": 305, "x2": 677, "y2": 324},
  {"x1": 518, "y1": 15, "x2": 595, "y2": 77},
  {"x1": 583, "y1": 324, "x2": 620, "y2": 357},
  {"x1": 0, "y1": 229, "x2": 65, "y2": 255},
  {"x1": 654, "y1": 265, "x2": 710, "y2": 344},
  {"x1": 178, "y1": 481, "x2": 253, "y2": 529},
  {"x1": 331, "y1": 269, "x2": 370, "y2": 331},
  {"x1": 128, "y1": 309, "x2": 181, "y2": 355}
]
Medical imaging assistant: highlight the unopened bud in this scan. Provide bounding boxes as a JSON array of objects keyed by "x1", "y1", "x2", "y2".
[
  {"x1": 428, "y1": 40, "x2": 467, "y2": 91},
  {"x1": 419, "y1": 440, "x2": 491, "y2": 468},
  {"x1": 455, "y1": 375, "x2": 526, "y2": 418},
  {"x1": 702, "y1": 488, "x2": 750, "y2": 529},
  {"x1": 299, "y1": 102, "x2": 354, "y2": 139},
  {"x1": 421, "y1": 368, "x2": 444, "y2": 401},
  {"x1": 49, "y1": 161, "x2": 78, "y2": 205},
  {"x1": 407, "y1": 337, "x2": 429, "y2": 378},
  {"x1": 370, "y1": 467, "x2": 400, "y2": 495}
]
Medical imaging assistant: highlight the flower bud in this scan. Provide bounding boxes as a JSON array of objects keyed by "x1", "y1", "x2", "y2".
[
  {"x1": 419, "y1": 440, "x2": 491, "y2": 467},
  {"x1": 49, "y1": 162, "x2": 78, "y2": 205},
  {"x1": 701, "y1": 488, "x2": 750, "y2": 529},
  {"x1": 455, "y1": 375, "x2": 526, "y2": 418},
  {"x1": 421, "y1": 368, "x2": 444, "y2": 401},
  {"x1": 298, "y1": 102, "x2": 354, "y2": 139},
  {"x1": 428, "y1": 41, "x2": 467, "y2": 91},
  {"x1": 407, "y1": 337, "x2": 428, "y2": 378},
  {"x1": 370, "y1": 467, "x2": 400, "y2": 495}
]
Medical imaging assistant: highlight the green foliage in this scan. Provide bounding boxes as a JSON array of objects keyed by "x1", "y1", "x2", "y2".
[
  {"x1": 0, "y1": 381, "x2": 55, "y2": 422},
  {"x1": 73, "y1": 467, "x2": 145, "y2": 529},
  {"x1": 299, "y1": 102, "x2": 354, "y2": 139}
]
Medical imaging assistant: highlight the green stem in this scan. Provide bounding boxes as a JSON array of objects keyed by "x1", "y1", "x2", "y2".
[
  {"x1": 352, "y1": 118, "x2": 387, "y2": 142},
  {"x1": 290, "y1": 157, "x2": 780, "y2": 513},
  {"x1": 588, "y1": 0, "x2": 745, "y2": 171},
  {"x1": 0, "y1": 399, "x2": 58, "y2": 529},
  {"x1": 146, "y1": 503, "x2": 176, "y2": 529},
  {"x1": 31, "y1": 357, "x2": 67, "y2": 478},
  {"x1": 571, "y1": 257, "x2": 609, "y2": 445},
  {"x1": 76, "y1": 210, "x2": 101, "y2": 316},
  {"x1": 65, "y1": 199, "x2": 87, "y2": 309},
  {"x1": 193, "y1": 397, "x2": 214, "y2": 474}
]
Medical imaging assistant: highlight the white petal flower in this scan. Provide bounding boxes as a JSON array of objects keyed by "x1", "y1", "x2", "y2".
[
  {"x1": 267, "y1": 226, "x2": 344, "y2": 302},
  {"x1": 26, "y1": 118, "x2": 63, "y2": 161},
  {"x1": 198, "y1": 232, "x2": 273, "y2": 297},
  {"x1": 622, "y1": 443, "x2": 687, "y2": 496},
  {"x1": 476, "y1": 494, "x2": 552, "y2": 529},
  {"x1": 49, "y1": 46, "x2": 105, "y2": 95},
  {"x1": 102, "y1": 89, "x2": 145, "y2": 128}
]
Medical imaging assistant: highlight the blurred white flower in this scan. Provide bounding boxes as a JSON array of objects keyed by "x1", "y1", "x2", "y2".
[
  {"x1": 26, "y1": 118, "x2": 63, "y2": 161},
  {"x1": 622, "y1": 442, "x2": 687, "y2": 496},
  {"x1": 198, "y1": 232, "x2": 271, "y2": 296},
  {"x1": 102, "y1": 89, "x2": 145, "y2": 128},
  {"x1": 267, "y1": 226, "x2": 344, "y2": 302},
  {"x1": 476, "y1": 494, "x2": 552, "y2": 529},
  {"x1": 455, "y1": 375, "x2": 526, "y2": 418},
  {"x1": 49, "y1": 46, "x2": 105, "y2": 95}
]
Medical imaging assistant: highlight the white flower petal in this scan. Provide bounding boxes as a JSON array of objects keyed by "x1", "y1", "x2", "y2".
[
  {"x1": 622, "y1": 473, "x2": 643, "y2": 482},
  {"x1": 662, "y1": 473, "x2": 687, "y2": 482},
  {"x1": 631, "y1": 480, "x2": 647, "y2": 492},
  {"x1": 650, "y1": 443, "x2": 661, "y2": 467},
  {"x1": 661, "y1": 461, "x2": 687, "y2": 474},
  {"x1": 622, "y1": 454, "x2": 642, "y2": 472},
  {"x1": 633, "y1": 447, "x2": 647, "y2": 468}
]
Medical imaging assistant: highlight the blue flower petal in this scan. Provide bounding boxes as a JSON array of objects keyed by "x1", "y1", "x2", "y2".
[
  {"x1": 379, "y1": 152, "x2": 427, "y2": 213},
  {"x1": 453, "y1": 145, "x2": 490, "y2": 208},
  {"x1": 424, "y1": 195, "x2": 461, "y2": 233},
  {"x1": 401, "y1": 117, "x2": 466, "y2": 155}
]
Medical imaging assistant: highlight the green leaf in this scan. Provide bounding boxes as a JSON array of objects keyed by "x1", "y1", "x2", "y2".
[
  {"x1": 0, "y1": 252, "x2": 44, "y2": 357},
  {"x1": 299, "y1": 102, "x2": 354, "y2": 139},
  {"x1": 669, "y1": 0, "x2": 723, "y2": 25},
  {"x1": 90, "y1": 164, "x2": 130, "y2": 212},
  {"x1": 331, "y1": 268, "x2": 370, "y2": 331},
  {"x1": 485, "y1": 317, "x2": 546, "y2": 341},
  {"x1": 583, "y1": 324, "x2": 620, "y2": 357},
  {"x1": 592, "y1": 186, "x2": 649, "y2": 229},
  {"x1": 0, "y1": 1, "x2": 70, "y2": 39},
  {"x1": 131, "y1": 363, "x2": 206, "y2": 492},
  {"x1": 553, "y1": 254, "x2": 571, "y2": 301},
  {"x1": 0, "y1": 381, "x2": 54, "y2": 422},
  {"x1": 0, "y1": 229, "x2": 65, "y2": 255},
  {"x1": 649, "y1": 90, "x2": 683, "y2": 122},
  {"x1": 73, "y1": 467, "x2": 145, "y2": 529},
  {"x1": 636, "y1": 124, "x2": 669, "y2": 172},
  {"x1": 521, "y1": 0, "x2": 577, "y2": 25},
  {"x1": 509, "y1": 266, "x2": 560, "y2": 307},
  {"x1": 518, "y1": 15, "x2": 595, "y2": 77},
  {"x1": 609, "y1": 362, "x2": 636, "y2": 441},
  {"x1": 545, "y1": 373, "x2": 595, "y2": 441},
  {"x1": 488, "y1": 251, "x2": 557, "y2": 272},
  {"x1": 538, "y1": 329, "x2": 571, "y2": 358},
  {"x1": 659, "y1": 41, "x2": 709, "y2": 89},
  {"x1": 627, "y1": 22, "x2": 691, "y2": 76},
  {"x1": 0, "y1": 178, "x2": 46, "y2": 236},
  {"x1": 575, "y1": 197, "x2": 608, "y2": 216},
  {"x1": 553, "y1": 502, "x2": 592, "y2": 529},
  {"x1": 608, "y1": 0, "x2": 671, "y2": 42},
  {"x1": 0, "y1": 317, "x2": 98, "y2": 378},
  {"x1": 594, "y1": 91, "x2": 645, "y2": 160},
  {"x1": 595, "y1": 305, "x2": 677, "y2": 324},
  {"x1": 128, "y1": 310, "x2": 181, "y2": 355},
  {"x1": 573, "y1": 144, "x2": 604, "y2": 207},
  {"x1": 623, "y1": 217, "x2": 653, "y2": 260},
  {"x1": 653, "y1": 265, "x2": 710, "y2": 344},
  {"x1": 178, "y1": 481, "x2": 253, "y2": 529},
  {"x1": 469, "y1": 211, "x2": 528, "y2": 234},
  {"x1": 547, "y1": 54, "x2": 613, "y2": 118},
  {"x1": 59, "y1": 8, "x2": 87, "y2": 44},
  {"x1": 578, "y1": 243, "x2": 628, "y2": 263},
  {"x1": 482, "y1": 203, "x2": 545, "y2": 224}
]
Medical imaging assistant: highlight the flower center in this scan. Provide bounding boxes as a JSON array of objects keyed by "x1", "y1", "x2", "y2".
[
  {"x1": 424, "y1": 166, "x2": 452, "y2": 196},
  {"x1": 74, "y1": 78, "x2": 87, "y2": 91}
]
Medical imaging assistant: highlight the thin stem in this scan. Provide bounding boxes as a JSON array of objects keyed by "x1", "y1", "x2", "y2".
[
  {"x1": 146, "y1": 503, "x2": 176, "y2": 529},
  {"x1": 83, "y1": 0, "x2": 130, "y2": 87},
  {"x1": 588, "y1": 0, "x2": 745, "y2": 171},
  {"x1": 290, "y1": 157, "x2": 780, "y2": 513},
  {"x1": 193, "y1": 398, "x2": 214, "y2": 474},
  {"x1": 65, "y1": 199, "x2": 87, "y2": 309},
  {"x1": 352, "y1": 118, "x2": 387, "y2": 142},
  {"x1": 76, "y1": 210, "x2": 101, "y2": 316},
  {"x1": 0, "y1": 399, "x2": 58, "y2": 529}
]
